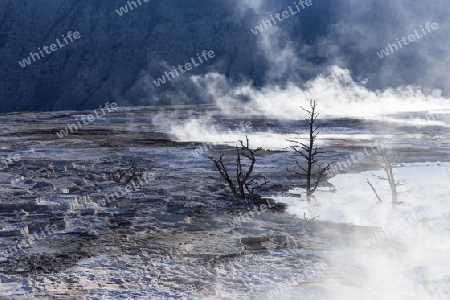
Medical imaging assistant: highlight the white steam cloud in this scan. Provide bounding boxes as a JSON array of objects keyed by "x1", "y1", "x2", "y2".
[{"x1": 191, "y1": 66, "x2": 450, "y2": 119}]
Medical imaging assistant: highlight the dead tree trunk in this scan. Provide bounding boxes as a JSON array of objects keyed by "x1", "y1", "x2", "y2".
[
  {"x1": 305, "y1": 106, "x2": 314, "y2": 200},
  {"x1": 211, "y1": 136, "x2": 269, "y2": 202},
  {"x1": 287, "y1": 100, "x2": 330, "y2": 202},
  {"x1": 380, "y1": 149, "x2": 399, "y2": 205},
  {"x1": 369, "y1": 147, "x2": 404, "y2": 206}
]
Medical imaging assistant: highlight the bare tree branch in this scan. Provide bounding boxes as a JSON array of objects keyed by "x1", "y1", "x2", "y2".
[
  {"x1": 210, "y1": 154, "x2": 239, "y2": 200},
  {"x1": 112, "y1": 160, "x2": 145, "y2": 186},
  {"x1": 367, "y1": 179, "x2": 383, "y2": 203},
  {"x1": 210, "y1": 136, "x2": 267, "y2": 202}
]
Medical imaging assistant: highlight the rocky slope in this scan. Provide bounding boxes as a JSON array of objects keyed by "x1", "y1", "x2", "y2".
[{"x1": 1, "y1": 0, "x2": 448, "y2": 113}]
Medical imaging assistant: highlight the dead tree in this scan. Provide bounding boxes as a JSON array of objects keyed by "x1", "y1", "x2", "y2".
[
  {"x1": 210, "y1": 136, "x2": 269, "y2": 202},
  {"x1": 112, "y1": 160, "x2": 145, "y2": 186},
  {"x1": 287, "y1": 100, "x2": 331, "y2": 202},
  {"x1": 367, "y1": 147, "x2": 405, "y2": 206}
]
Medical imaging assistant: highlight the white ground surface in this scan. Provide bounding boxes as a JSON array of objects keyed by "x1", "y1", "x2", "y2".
[{"x1": 270, "y1": 162, "x2": 450, "y2": 300}]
